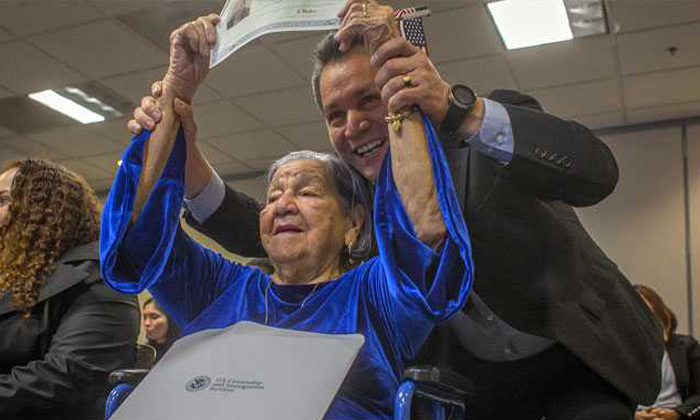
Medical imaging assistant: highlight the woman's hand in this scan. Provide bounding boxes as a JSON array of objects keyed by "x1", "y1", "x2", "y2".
[
  {"x1": 127, "y1": 81, "x2": 198, "y2": 145},
  {"x1": 335, "y1": 0, "x2": 399, "y2": 55},
  {"x1": 163, "y1": 14, "x2": 220, "y2": 102}
]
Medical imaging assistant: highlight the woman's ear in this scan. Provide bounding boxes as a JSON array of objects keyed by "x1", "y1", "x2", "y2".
[{"x1": 344, "y1": 204, "x2": 366, "y2": 248}]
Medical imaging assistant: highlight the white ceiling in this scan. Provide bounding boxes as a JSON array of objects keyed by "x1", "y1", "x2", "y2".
[{"x1": 0, "y1": 0, "x2": 699, "y2": 200}]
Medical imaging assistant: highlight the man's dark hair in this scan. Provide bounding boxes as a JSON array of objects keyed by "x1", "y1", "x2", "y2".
[{"x1": 311, "y1": 31, "x2": 365, "y2": 111}]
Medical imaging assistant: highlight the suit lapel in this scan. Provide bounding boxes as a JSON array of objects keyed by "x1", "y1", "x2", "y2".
[
  {"x1": 442, "y1": 144, "x2": 469, "y2": 213},
  {"x1": 668, "y1": 336, "x2": 690, "y2": 394}
]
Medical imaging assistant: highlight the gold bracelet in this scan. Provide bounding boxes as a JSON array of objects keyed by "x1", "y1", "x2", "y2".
[{"x1": 384, "y1": 107, "x2": 418, "y2": 133}]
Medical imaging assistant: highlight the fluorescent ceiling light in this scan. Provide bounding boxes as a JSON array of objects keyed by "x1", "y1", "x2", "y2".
[
  {"x1": 28, "y1": 89, "x2": 105, "y2": 124},
  {"x1": 488, "y1": 0, "x2": 574, "y2": 50}
]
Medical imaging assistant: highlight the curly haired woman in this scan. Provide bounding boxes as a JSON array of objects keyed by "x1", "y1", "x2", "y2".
[{"x1": 0, "y1": 160, "x2": 140, "y2": 420}]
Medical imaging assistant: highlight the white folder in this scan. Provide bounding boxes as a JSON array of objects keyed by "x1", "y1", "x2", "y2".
[{"x1": 111, "y1": 321, "x2": 365, "y2": 420}]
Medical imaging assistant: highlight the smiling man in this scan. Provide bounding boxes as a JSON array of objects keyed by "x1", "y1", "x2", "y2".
[{"x1": 129, "y1": 1, "x2": 663, "y2": 417}]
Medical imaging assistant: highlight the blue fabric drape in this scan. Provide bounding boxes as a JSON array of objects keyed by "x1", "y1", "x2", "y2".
[{"x1": 100, "y1": 116, "x2": 473, "y2": 419}]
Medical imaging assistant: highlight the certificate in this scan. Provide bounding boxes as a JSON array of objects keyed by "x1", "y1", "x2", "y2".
[
  {"x1": 211, "y1": 0, "x2": 345, "y2": 68},
  {"x1": 109, "y1": 322, "x2": 364, "y2": 420}
]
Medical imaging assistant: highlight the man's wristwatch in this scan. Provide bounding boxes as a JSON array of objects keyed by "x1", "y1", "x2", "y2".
[{"x1": 439, "y1": 84, "x2": 478, "y2": 135}]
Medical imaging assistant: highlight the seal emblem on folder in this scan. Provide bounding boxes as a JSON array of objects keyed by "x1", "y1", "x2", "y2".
[{"x1": 185, "y1": 375, "x2": 212, "y2": 392}]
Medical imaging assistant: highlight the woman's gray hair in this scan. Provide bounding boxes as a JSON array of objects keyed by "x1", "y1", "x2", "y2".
[{"x1": 266, "y1": 150, "x2": 374, "y2": 265}]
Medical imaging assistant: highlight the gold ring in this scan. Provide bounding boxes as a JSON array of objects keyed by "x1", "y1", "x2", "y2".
[
  {"x1": 362, "y1": 2, "x2": 368, "y2": 18},
  {"x1": 402, "y1": 75, "x2": 412, "y2": 88}
]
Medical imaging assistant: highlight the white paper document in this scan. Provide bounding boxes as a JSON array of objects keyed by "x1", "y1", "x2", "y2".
[
  {"x1": 110, "y1": 321, "x2": 365, "y2": 420},
  {"x1": 211, "y1": 0, "x2": 345, "y2": 68}
]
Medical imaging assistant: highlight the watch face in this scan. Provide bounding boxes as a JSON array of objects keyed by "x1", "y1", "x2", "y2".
[{"x1": 452, "y1": 85, "x2": 477, "y2": 108}]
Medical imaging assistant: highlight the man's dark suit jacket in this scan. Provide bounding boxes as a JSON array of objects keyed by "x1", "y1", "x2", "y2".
[
  {"x1": 184, "y1": 90, "x2": 663, "y2": 405},
  {"x1": 667, "y1": 334, "x2": 700, "y2": 416}
]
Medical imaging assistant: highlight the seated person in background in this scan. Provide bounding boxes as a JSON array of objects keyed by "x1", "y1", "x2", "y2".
[
  {"x1": 99, "y1": 14, "x2": 473, "y2": 419},
  {"x1": 0, "y1": 160, "x2": 140, "y2": 420},
  {"x1": 142, "y1": 297, "x2": 180, "y2": 363},
  {"x1": 636, "y1": 284, "x2": 700, "y2": 420}
]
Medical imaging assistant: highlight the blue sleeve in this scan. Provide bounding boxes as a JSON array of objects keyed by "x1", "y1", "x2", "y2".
[
  {"x1": 369, "y1": 115, "x2": 474, "y2": 358},
  {"x1": 99, "y1": 129, "x2": 245, "y2": 328},
  {"x1": 469, "y1": 98, "x2": 514, "y2": 164}
]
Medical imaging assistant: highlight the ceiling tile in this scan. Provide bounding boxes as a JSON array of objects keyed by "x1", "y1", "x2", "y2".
[
  {"x1": 438, "y1": 55, "x2": 518, "y2": 96},
  {"x1": 194, "y1": 100, "x2": 262, "y2": 139},
  {"x1": 607, "y1": 0, "x2": 700, "y2": 34},
  {"x1": 206, "y1": 129, "x2": 296, "y2": 161},
  {"x1": 623, "y1": 66, "x2": 700, "y2": 109},
  {"x1": 88, "y1": 117, "x2": 132, "y2": 145},
  {"x1": 277, "y1": 122, "x2": 333, "y2": 152},
  {"x1": 196, "y1": 141, "x2": 236, "y2": 165},
  {"x1": 58, "y1": 158, "x2": 109, "y2": 181},
  {"x1": 244, "y1": 156, "x2": 283, "y2": 172},
  {"x1": 101, "y1": 68, "x2": 220, "y2": 105},
  {"x1": 0, "y1": 141, "x2": 27, "y2": 163},
  {"x1": 507, "y1": 35, "x2": 617, "y2": 90},
  {"x1": 100, "y1": 67, "x2": 167, "y2": 104},
  {"x1": 572, "y1": 112, "x2": 624, "y2": 130},
  {"x1": 116, "y1": 1, "x2": 223, "y2": 51},
  {"x1": 234, "y1": 87, "x2": 320, "y2": 126},
  {"x1": 0, "y1": 42, "x2": 86, "y2": 95},
  {"x1": 1, "y1": 136, "x2": 68, "y2": 160},
  {"x1": 266, "y1": 34, "x2": 325, "y2": 81},
  {"x1": 206, "y1": 44, "x2": 306, "y2": 98},
  {"x1": 0, "y1": 84, "x2": 13, "y2": 99},
  {"x1": 627, "y1": 101, "x2": 700, "y2": 125},
  {"x1": 0, "y1": 0, "x2": 102, "y2": 37},
  {"x1": 618, "y1": 22, "x2": 700, "y2": 76},
  {"x1": 213, "y1": 160, "x2": 253, "y2": 177},
  {"x1": 193, "y1": 83, "x2": 223, "y2": 105},
  {"x1": 30, "y1": 20, "x2": 167, "y2": 79},
  {"x1": 0, "y1": 26, "x2": 14, "y2": 43},
  {"x1": 227, "y1": 178, "x2": 267, "y2": 203},
  {"x1": 88, "y1": 0, "x2": 156, "y2": 17},
  {"x1": 81, "y1": 153, "x2": 122, "y2": 178},
  {"x1": 0, "y1": 125, "x2": 15, "y2": 138},
  {"x1": 90, "y1": 178, "x2": 115, "y2": 194},
  {"x1": 29, "y1": 127, "x2": 123, "y2": 158},
  {"x1": 427, "y1": 5, "x2": 502, "y2": 63},
  {"x1": 528, "y1": 79, "x2": 622, "y2": 118}
]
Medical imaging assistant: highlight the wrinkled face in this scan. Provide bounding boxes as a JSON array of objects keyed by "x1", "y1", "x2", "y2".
[
  {"x1": 142, "y1": 303, "x2": 169, "y2": 344},
  {"x1": 0, "y1": 168, "x2": 17, "y2": 227},
  {"x1": 260, "y1": 160, "x2": 351, "y2": 270},
  {"x1": 321, "y1": 49, "x2": 389, "y2": 181}
]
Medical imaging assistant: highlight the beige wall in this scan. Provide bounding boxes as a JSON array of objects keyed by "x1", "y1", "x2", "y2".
[
  {"x1": 687, "y1": 124, "x2": 700, "y2": 335},
  {"x1": 577, "y1": 125, "x2": 693, "y2": 334}
]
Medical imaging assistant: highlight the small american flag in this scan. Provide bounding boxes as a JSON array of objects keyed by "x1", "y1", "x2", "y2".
[{"x1": 395, "y1": 6, "x2": 431, "y2": 55}]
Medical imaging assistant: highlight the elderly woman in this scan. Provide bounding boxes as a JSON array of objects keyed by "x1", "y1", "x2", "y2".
[
  {"x1": 100, "y1": 11, "x2": 473, "y2": 420},
  {"x1": 0, "y1": 160, "x2": 139, "y2": 420}
]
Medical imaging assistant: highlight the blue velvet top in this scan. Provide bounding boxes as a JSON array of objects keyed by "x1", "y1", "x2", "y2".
[{"x1": 100, "y1": 116, "x2": 473, "y2": 419}]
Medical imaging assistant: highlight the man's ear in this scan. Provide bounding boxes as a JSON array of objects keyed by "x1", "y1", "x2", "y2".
[{"x1": 345, "y1": 204, "x2": 366, "y2": 248}]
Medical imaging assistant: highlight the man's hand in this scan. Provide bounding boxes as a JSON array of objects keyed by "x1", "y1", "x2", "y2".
[
  {"x1": 163, "y1": 14, "x2": 220, "y2": 102},
  {"x1": 648, "y1": 407, "x2": 681, "y2": 420},
  {"x1": 636, "y1": 408, "x2": 656, "y2": 420},
  {"x1": 335, "y1": 0, "x2": 398, "y2": 54},
  {"x1": 370, "y1": 37, "x2": 450, "y2": 121},
  {"x1": 127, "y1": 81, "x2": 198, "y2": 144}
]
